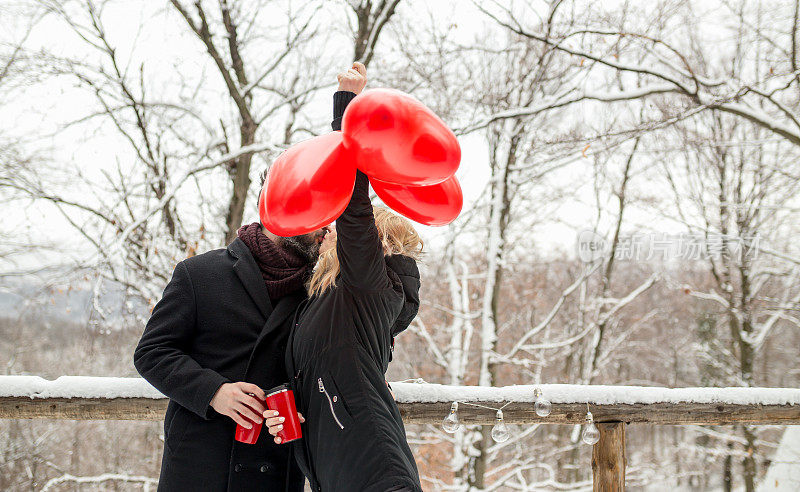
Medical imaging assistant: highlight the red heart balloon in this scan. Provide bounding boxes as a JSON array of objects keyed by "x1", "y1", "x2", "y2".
[
  {"x1": 371, "y1": 174, "x2": 463, "y2": 226},
  {"x1": 260, "y1": 131, "x2": 355, "y2": 236},
  {"x1": 341, "y1": 88, "x2": 461, "y2": 186}
]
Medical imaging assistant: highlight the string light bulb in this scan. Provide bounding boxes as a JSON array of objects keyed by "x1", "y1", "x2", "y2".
[
  {"x1": 490, "y1": 409, "x2": 510, "y2": 443},
  {"x1": 533, "y1": 388, "x2": 552, "y2": 417},
  {"x1": 442, "y1": 402, "x2": 462, "y2": 433},
  {"x1": 581, "y1": 410, "x2": 600, "y2": 445}
]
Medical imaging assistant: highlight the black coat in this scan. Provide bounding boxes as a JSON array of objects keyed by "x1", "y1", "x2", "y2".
[
  {"x1": 284, "y1": 161, "x2": 423, "y2": 491},
  {"x1": 133, "y1": 238, "x2": 306, "y2": 491}
]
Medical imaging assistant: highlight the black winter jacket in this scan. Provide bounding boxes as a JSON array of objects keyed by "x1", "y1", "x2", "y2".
[
  {"x1": 134, "y1": 237, "x2": 306, "y2": 491},
  {"x1": 284, "y1": 91, "x2": 423, "y2": 492}
]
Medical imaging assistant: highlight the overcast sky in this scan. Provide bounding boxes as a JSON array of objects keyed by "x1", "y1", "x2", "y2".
[{"x1": 0, "y1": 0, "x2": 709, "y2": 277}]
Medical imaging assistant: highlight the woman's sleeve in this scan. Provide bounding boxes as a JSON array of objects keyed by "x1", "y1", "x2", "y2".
[
  {"x1": 332, "y1": 90, "x2": 357, "y2": 131},
  {"x1": 330, "y1": 89, "x2": 391, "y2": 291},
  {"x1": 336, "y1": 170, "x2": 391, "y2": 291}
]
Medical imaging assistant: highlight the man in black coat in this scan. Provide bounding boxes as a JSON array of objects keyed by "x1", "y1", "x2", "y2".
[{"x1": 133, "y1": 70, "x2": 360, "y2": 490}]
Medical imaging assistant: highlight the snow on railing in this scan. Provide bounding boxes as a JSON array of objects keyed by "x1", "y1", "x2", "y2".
[
  {"x1": 0, "y1": 376, "x2": 164, "y2": 400},
  {"x1": 1, "y1": 375, "x2": 799, "y2": 425}
]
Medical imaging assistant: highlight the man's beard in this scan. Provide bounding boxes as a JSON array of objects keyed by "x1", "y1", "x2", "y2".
[{"x1": 280, "y1": 233, "x2": 320, "y2": 265}]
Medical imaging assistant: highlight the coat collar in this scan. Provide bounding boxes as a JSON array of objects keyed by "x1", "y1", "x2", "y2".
[{"x1": 228, "y1": 237, "x2": 273, "y2": 319}]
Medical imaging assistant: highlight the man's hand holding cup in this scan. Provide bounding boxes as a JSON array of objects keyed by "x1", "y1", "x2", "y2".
[{"x1": 209, "y1": 382, "x2": 267, "y2": 429}]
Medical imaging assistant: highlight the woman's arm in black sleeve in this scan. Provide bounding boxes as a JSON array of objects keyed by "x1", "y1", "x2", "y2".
[
  {"x1": 336, "y1": 170, "x2": 391, "y2": 291},
  {"x1": 332, "y1": 90, "x2": 357, "y2": 131},
  {"x1": 330, "y1": 90, "x2": 391, "y2": 291}
]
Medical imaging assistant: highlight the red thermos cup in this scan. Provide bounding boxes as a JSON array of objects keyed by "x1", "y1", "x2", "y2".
[
  {"x1": 234, "y1": 393, "x2": 266, "y2": 444},
  {"x1": 234, "y1": 384, "x2": 303, "y2": 445},
  {"x1": 264, "y1": 384, "x2": 303, "y2": 443}
]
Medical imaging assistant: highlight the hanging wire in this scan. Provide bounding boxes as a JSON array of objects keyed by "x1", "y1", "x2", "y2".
[{"x1": 455, "y1": 400, "x2": 514, "y2": 413}]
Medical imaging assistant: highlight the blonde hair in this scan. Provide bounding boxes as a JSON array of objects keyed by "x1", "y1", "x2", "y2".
[{"x1": 307, "y1": 206, "x2": 424, "y2": 296}]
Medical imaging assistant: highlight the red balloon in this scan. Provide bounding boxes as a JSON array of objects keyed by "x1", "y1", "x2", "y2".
[
  {"x1": 371, "y1": 175, "x2": 463, "y2": 226},
  {"x1": 341, "y1": 88, "x2": 461, "y2": 186},
  {"x1": 260, "y1": 131, "x2": 356, "y2": 236}
]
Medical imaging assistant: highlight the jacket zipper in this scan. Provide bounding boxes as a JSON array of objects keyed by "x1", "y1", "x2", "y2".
[{"x1": 318, "y1": 377, "x2": 344, "y2": 430}]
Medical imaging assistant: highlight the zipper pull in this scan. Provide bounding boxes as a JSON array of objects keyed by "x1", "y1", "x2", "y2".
[{"x1": 318, "y1": 378, "x2": 324, "y2": 392}]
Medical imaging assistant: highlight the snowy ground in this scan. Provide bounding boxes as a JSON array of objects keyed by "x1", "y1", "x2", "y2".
[{"x1": 758, "y1": 426, "x2": 800, "y2": 491}]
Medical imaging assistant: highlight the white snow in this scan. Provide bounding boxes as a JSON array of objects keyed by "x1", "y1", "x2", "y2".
[
  {"x1": 41, "y1": 473, "x2": 158, "y2": 492},
  {"x1": 390, "y1": 382, "x2": 800, "y2": 406},
  {"x1": 0, "y1": 376, "x2": 163, "y2": 399},
  {"x1": 759, "y1": 426, "x2": 800, "y2": 491},
  {"x1": 1, "y1": 376, "x2": 799, "y2": 406}
]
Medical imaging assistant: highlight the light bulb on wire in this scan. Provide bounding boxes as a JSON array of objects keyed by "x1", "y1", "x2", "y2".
[
  {"x1": 442, "y1": 402, "x2": 461, "y2": 433},
  {"x1": 581, "y1": 410, "x2": 600, "y2": 445},
  {"x1": 490, "y1": 409, "x2": 510, "y2": 443},
  {"x1": 533, "y1": 388, "x2": 552, "y2": 417}
]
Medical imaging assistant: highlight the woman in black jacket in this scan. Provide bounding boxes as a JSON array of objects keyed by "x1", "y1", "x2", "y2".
[{"x1": 277, "y1": 75, "x2": 425, "y2": 490}]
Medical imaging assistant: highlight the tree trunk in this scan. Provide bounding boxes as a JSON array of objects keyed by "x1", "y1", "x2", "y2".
[
  {"x1": 742, "y1": 425, "x2": 757, "y2": 492},
  {"x1": 352, "y1": 0, "x2": 402, "y2": 66},
  {"x1": 469, "y1": 127, "x2": 516, "y2": 489},
  {"x1": 723, "y1": 441, "x2": 733, "y2": 492},
  {"x1": 224, "y1": 121, "x2": 256, "y2": 244}
]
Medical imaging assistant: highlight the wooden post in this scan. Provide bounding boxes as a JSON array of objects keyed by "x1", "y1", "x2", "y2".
[{"x1": 592, "y1": 422, "x2": 626, "y2": 491}]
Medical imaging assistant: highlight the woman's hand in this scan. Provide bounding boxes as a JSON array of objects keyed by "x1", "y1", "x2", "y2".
[
  {"x1": 264, "y1": 409, "x2": 306, "y2": 444},
  {"x1": 337, "y1": 62, "x2": 367, "y2": 95}
]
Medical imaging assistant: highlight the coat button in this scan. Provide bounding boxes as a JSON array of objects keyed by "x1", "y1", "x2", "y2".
[
  {"x1": 234, "y1": 464, "x2": 242, "y2": 472},
  {"x1": 260, "y1": 465, "x2": 269, "y2": 473}
]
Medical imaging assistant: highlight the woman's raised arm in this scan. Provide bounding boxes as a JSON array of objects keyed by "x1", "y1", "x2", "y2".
[
  {"x1": 330, "y1": 69, "x2": 389, "y2": 291},
  {"x1": 335, "y1": 169, "x2": 391, "y2": 291}
]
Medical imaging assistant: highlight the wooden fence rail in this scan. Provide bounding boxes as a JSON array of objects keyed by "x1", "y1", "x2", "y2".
[{"x1": 2, "y1": 376, "x2": 800, "y2": 491}]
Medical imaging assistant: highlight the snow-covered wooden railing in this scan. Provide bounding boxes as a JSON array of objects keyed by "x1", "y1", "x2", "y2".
[
  {"x1": 2, "y1": 376, "x2": 800, "y2": 490},
  {"x1": 2, "y1": 376, "x2": 799, "y2": 425}
]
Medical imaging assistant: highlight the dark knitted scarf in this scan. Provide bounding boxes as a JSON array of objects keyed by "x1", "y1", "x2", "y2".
[{"x1": 236, "y1": 222, "x2": 310, "y2": 299}]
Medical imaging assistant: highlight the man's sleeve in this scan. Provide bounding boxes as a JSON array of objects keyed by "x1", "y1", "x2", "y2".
[
  {"x1": 332, "y1": 90, "x2": 357, "y2": 131},
  {"x1": 133, "y1": 261, "x2": 230, "y2": 420}
]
